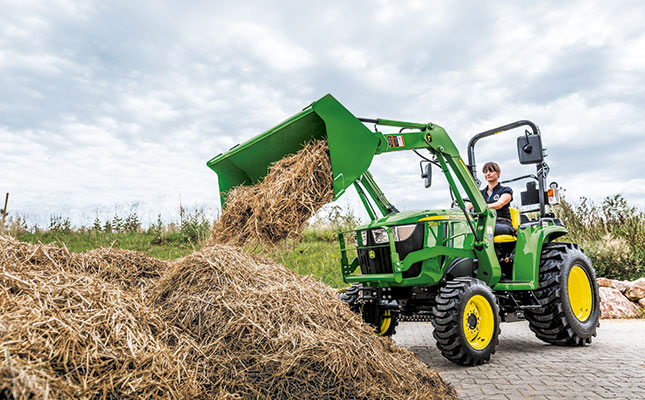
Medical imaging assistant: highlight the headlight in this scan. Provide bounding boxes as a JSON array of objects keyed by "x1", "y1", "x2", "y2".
[
  {"x1": 360, "y1": 230, "x2": 368, "y2": 246},
  {"x1": 393, "y1": 224, "x2": 417, "y2": 242},
  {"x1": 371, "y1": 228, "x2": 389, "y2": 244}
]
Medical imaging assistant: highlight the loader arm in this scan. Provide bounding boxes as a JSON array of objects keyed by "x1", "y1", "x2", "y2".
[
  {"x1": 208, "y1": 94, "x2": 501, "y2": 285},
  {"x1": 360, "y1": 117, "x2": 501, "y2": 284}
]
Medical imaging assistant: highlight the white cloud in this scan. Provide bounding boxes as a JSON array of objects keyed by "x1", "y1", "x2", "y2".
[
  {"x1": 121, "y1": 94, "x2": 181, "y2": 123},
  {"x1": 1, "y1": 0, "x2": 645, "y2": 227},
  {"x1": 616, "y1": 33, "x2": 645, "y2": 71},
  {"x1": 0, "y1": 51, "x2": 84, "y2": 76},
  {"x1": 189, "y1": 21, "x2": 315, "y2": 73},
  {"x1": 328, "y1": 46, "x2": 369, "y2": 70}
]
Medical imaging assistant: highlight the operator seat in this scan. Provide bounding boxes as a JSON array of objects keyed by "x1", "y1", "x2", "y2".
[{"x1": 493, "y1": 208, "x2": 520, "y2": 243}]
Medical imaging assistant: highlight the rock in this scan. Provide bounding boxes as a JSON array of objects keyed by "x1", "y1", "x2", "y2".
[
  {"x1": 599, "y1": 287, "x2": 641, "y2": 319},
  {"x1": 624, "y1": 277, "x2": 645, "y2": 301},
  {"x1": 639, "y1": 298, "x2": 645, "y2": 310},
  {"x1": 596, "y1": 277, "x2": 611, "y2": 287},
  {"x1": 596, "y1": 277, "x2": 630, "y2": 293}
]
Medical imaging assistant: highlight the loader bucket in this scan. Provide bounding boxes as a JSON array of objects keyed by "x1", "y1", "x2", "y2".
[{"x1": 207, "y1": 94, "x2": 379, "y2": 207}]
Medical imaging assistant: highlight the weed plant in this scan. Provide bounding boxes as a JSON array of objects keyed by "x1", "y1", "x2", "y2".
[
  {"x1": 555, "y1": 194, "x2": 645, "y2": 280},
  {"x1": 304, "y1": 205, "x2": 362, "y2": 242},
  {"x1": 253, "y1": 205, "x2": 362, "y2": 289},
  {"x1": 14, "y1": 208, "x2": 212, "y2": 260},
  {"x1": 179, "y1": 208, "x2": 211, "y2": 243},
  {"x1": 8, "y1": 195, "x2": 642, "y2": 287}
]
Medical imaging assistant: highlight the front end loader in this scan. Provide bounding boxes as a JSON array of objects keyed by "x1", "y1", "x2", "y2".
[{"x1": 207, "y1": 94, "x2": 600, "y2": 365}]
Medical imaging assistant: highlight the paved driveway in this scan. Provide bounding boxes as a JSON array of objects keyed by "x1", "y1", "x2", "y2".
[{"x1": 394, "y1": 320, "x2": 645, "y2": 400}]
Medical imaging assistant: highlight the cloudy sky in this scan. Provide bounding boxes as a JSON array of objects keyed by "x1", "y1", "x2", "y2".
[{"x1": 1, "y1": 0, "x2": 644, "y2": 226}]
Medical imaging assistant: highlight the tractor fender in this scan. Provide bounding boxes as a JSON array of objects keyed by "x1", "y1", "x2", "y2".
[
  {"x1": 543, "y1": 229, "x2": 567, "y2": 244},
  {"x1": 445, "y1": 257, "x2": 476, "y2": 280},
  {"x1": 509, "y1": 223, "x2": 568, "y2": 289}
]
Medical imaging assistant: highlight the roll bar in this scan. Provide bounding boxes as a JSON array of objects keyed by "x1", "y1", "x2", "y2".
[{"x1": 466, "y1": 120, "x2": 549, "y2": 218}]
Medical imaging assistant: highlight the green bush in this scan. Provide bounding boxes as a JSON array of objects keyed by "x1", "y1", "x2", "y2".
[
  {"x1": 304, "y1": 205, "x2": 361, "y2": 242},
  {"x1": 555, "y1": 194, "x2": 645, "y2": 280},
  {"x1": 14, "y1": 206, "x2": 213, "y2": 260},
  {"x1": 180, "y1": 208, "x2": 211, "y2": 243}
]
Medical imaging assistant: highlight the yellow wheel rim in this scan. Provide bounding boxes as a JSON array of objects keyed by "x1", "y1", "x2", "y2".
[
  {"x1": 463, "y1": 295, "x2": 494, "y2": 350},
  {"x1": 379, "y1": 310, "x2": 391, "y2": 335},
  {"x1": 568, "y1": 265, "x2": 592, "y2": 322}
]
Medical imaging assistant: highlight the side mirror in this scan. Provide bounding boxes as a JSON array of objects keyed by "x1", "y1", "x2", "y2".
[
  {"x1": 517, "y1": 131, "x2": 544, "y2": 164},
  {"x1": 421, "y1": 162, "x2": 432, "y2": 188}
]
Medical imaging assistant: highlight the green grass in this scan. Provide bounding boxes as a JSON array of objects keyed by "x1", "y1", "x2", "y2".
[
  {"x1": 15, "y1": 228, "x2": 349, "y2": 289},
  {"x1": 17, "y1": 231, "x2": 202, "y2": 260},
  {"x1": 13, "y1": 193, "x2": 641, "y2": 291},
  {"x1": 266, "y1": 237, "x2": 345, "y2": 289}
]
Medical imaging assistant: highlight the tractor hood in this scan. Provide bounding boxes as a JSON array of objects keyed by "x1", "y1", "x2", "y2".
[{"x1": 356, "y1": 209, "x2": 467, "y2": 230}]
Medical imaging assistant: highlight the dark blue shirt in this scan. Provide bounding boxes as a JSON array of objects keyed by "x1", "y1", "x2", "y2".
[{"x1": 481, "y1": 183, "x2": 513, "y2": 222}]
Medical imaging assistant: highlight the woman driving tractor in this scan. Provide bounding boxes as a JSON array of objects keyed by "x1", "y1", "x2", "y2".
[{"x1": 467, "y1": 161, "x2": 514, "y2": 236}]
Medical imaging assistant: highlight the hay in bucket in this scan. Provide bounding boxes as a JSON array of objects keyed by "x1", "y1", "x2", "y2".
[{"x1": 211, "y1": 139, "x2": 334, "y2": 247}]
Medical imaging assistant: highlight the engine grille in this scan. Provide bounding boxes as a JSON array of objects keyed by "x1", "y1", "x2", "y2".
[
  {"x1": 358, "y1": 246, "x2": 392, "y2": 274},
  {"x1": 357, "y1": 223, "x2": 425, "y2": 278}
]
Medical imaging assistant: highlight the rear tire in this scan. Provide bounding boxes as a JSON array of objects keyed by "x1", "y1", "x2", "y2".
[
  {"x1": 432, "y1": 278, "x2": 501, "y2": 365},
  {"x1": 524, "y1": 242, "x2": 600, "y2": 345}
]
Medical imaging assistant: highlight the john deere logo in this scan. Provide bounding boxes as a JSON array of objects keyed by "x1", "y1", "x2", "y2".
[{"x1": 369, "y1": 250, "x2": 376, "y2": 258}]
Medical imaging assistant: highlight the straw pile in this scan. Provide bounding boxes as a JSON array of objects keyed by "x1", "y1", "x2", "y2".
[
  {"x1": 211, "y1": 140, "x2": 334, "y2": 246},
  {"x1": 0, "y1": 235, "x2": 165, "y2": 288},
  {"x1": 152, "y1": 245, "x2": 456, "y2": 399},
  {"x1": 0, "y1": 235, "x2": 199, "y2": 399},
  {"x1": 0, "y1": 236, "x2": 457, "y2": 399}
]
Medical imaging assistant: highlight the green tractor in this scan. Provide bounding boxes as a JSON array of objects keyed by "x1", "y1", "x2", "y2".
[{"x1": 207, "y1": 94, "x2": 600, "y2": 365}]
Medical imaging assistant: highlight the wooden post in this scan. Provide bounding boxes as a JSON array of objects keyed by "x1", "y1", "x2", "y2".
[
  {"x1": 1, "y1": 193, "x2": 8, "y2": 234},
  {"x1": 179, "y1": 193, "x2": 183, "y2": 220}
]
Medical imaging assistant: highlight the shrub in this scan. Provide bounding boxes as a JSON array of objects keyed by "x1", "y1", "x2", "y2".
[
  {"x1": 304, "y1": 205, "x2": 361, "y2": 242},
  {"x1": 555, "y1": 194, "x2": 645, "y2": 280},
  {"x1": 124, "y1": 211, "x2": 141, "y2": 233},
  {"x1": 48, "y1": 215, "x2": 72, "y2": 233},
  {"x1": 180, "y1": 208, "x2": 211, "y2": 243}
]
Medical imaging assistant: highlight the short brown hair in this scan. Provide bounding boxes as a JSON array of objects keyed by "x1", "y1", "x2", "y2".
[{"x1": 482, "y1": 162, "x2": 500, "y2": 173}]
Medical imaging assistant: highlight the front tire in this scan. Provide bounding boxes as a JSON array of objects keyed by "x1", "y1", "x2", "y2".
[
  {"x1": 339, "y1": 284, "x2": 398, "y2": 336},
  {"x1": 524, "y1": 242, "x2": 600, "y2": 345},
  {"x1": 338, "y1": 283, "x2": 361, "y2": 314},
  {"x1": 362, "y1": 303, "x2": 398, "y2": 336},
  {"x1": 432, "y1": 278, "x2": 501, "y2": 365}
]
